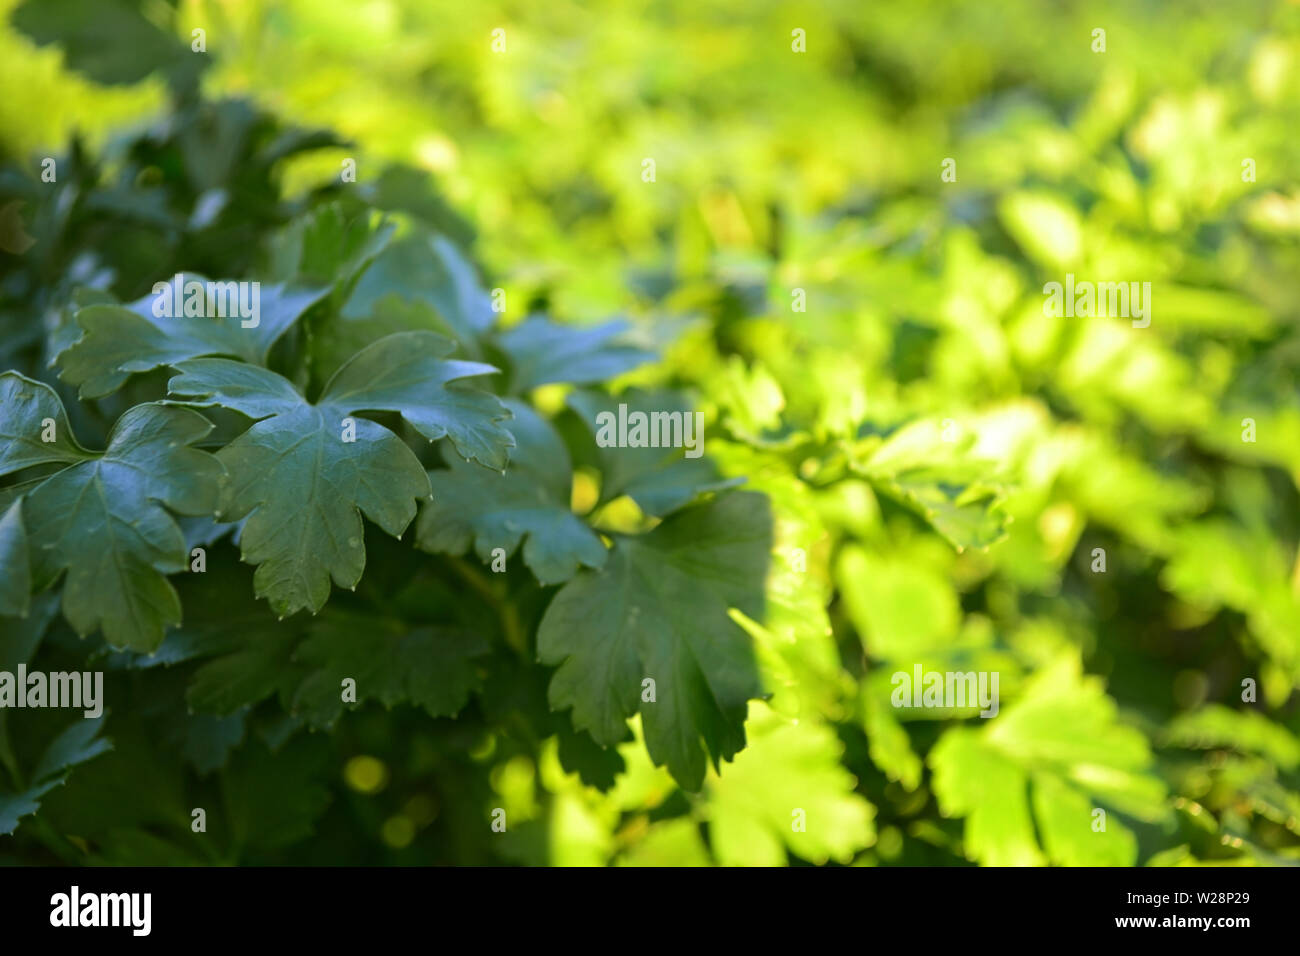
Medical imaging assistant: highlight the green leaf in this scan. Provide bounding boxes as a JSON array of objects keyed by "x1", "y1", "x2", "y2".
[
  {"x1": 861, "y1": 686, "x2": 923, "y2": 790},
  {"x1": 220, "y1": 736, "x2": 331, "y2": 850},
  {"x1": 706, "y1": 704, "x2": 876, "y2": 865},
  {"x1": 0, "y1": 371, "x2": 95, "y2": 471},
  {"x1": 556, "y1": 725, "x2": 626, "y2": 792},
  {"x1": 0, "y1": 716, "x2": 111, "y2": 835},
  {"x1": 319, "y1": 329, "x2": 513, "y2": 469},
  {"x1": 1162, "y1": 705, "x2": 1300, "y2": 771},
  {"x1": 617, "y1": 818, "x2": 712, "y2": 866},
  {"x1": 417, "y1": 400, "x2": 606, "y2": 585},
  {"x1": 181, "y1": 712, "x2": 248, "y2": 776},
  {"x1": 1032, "y1": 771, "x2": 1136, "y2": 867},
  {"x1": 0, "y1": 501, "x2": 30, "y2": 618},
  {"x1": 930, "y1": 654, "x2": 1168, "y2": 866},
  {"x1": 0, "y1": 373, "x2": 224, "y2": 650},
  {"x1": 289, "y1": 617, "x2": 488, "y2": 727},
  {"x1": 1161, "y1": 522, "x2": 1300, "y2": 677},
  {"x1": 12, "y1": 0, "x2": 201, "y2": 87},
  {"x1": 343, "y1": 235, "x2": 496, "y2": 343},
  {"x1": 495, "y1": 317, "x2": 654, "y2": 393},
  {"x1": 187, "y1": 628, "x2": 301, "y2": 717},
  {"x1": 0, "y1": 592, "x2": 56, "y2": 673},
  {"x1": 268, "y1": 203, "x2": 396, "y2": 292},
  {"x1": 707, "y1": 357, "x2": 792, "y2": 446},
  {"x1": 0, "y1": 787, "x2": 43, "y2": 836},
  {"x1": 568, "y1": 388, "x2": 741, "y2": 517},
  {"x1": 166, "y1": 331, "x2": 513, "y2": 615},
  {"x1": 997, "y1": 190, "x2": 1083, "y2": 269},
  {"x1": 27, "y1": 713, "x2": 188, "y2": 837},
  {"x1": 58, "y1": 281, "x2": 329, "y2": 398},
  {"x1": 851, "y1": 420, "x2": 1009, "y2": 551},
  {"x1": 930, "y1": 727, "x2": 1044, "y2": 866},
  {"x1": 837, "y1": 543, "x2": 960, "y2": 658},
  {"x1": 538, "y1": 491, "x2": 772, "y2": 790}
]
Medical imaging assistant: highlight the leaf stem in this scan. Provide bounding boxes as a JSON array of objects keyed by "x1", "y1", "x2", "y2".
[
  {"x1": 444, "y1": 556, "x2": 528, "y2": 657},
  {"x1": 0, "y1": 713, "x2": 22, "y2": 791}
]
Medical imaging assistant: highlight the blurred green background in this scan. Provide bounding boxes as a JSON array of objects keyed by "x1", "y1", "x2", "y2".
[{"x1": 2, "y1": 0, "x2": 1300, "y2": 865}]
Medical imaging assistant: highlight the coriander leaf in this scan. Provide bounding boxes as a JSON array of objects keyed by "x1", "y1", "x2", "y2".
[
  {"x1": 537, "y1": 490, "x2": 772, "y2": 790},
  {"x1": 929, "y1": 653, "x2": 1168, "y2": 866},
  {"x1": 706, "y1": 704, "x2": 875, "y2": 865},
  {"x1": 308, "y1": 295, "x2": 467, "y2": 389},
  {"x1": 0, "y1": 716, "x2": 111, "y2": 835},
  {"x1": 221, "y1": 736, "x2": 331, "y2": 850},
  {"x1": 417, "y1": 400, "x2": 605, "y2": 585},
  {"x1": 1162, "y1": 705, "x2": 1300, "y2": 771},
  {"x1": 0, "y1": 791, "x2": 39, "y2": 838},
  {"x1": 836, "y1": 543, "x2": 960, "y2": 658},
  {"x1": 343, "y1": 234, "x2": 496, "y2": 343},
  {"x1": 850, "y1": 420, "x2": 1010, "y2": 551},
  {"x1": 929, "y1": 727, "x2": 1044, "y2": 866},
  {"x1": 12, "y1": 0, "x2": 199, "y2": 88},
  {"x1": 617, "y1": 819, "x2": 713, "y2": 867},
  {"x1": 0, "y1": 593, "x2": 56, "y2": 674},
  {"x1": 170, "y1": 376, "x2": 428, "y2": 617},
  {"x1": 556, "y1": 724, "x2": 626, "y2": 792},
  {"x1": 861, "y1": 684, "x2": 924, "y2": 791},
  {"x1": 180, "y1": 712, "x2": 248, "y2": 776},
  {"x1": 268, "y1": 203, "x2": 395, "y2": 292},
  {"x1": 166, "y1": 331, "x2": 512, "y2": 615},
  {"x1": 0, "y1": 501, "x2": 30, "y2": 617},
  {"x1": 289, "y1": 616, "x2": 488, "y2": 727},
  {"x1": 1032, "y1": 771, "x2": 1136, "y2": 867},
  {"x1": 877, "y1": 471, "x2": 1008, "y2": 552},
  {"x1": 0, "y1": 373, "x2": 223, "y2": 650},
  {"x1": 320, "y1": 329, "x2": 513, "y2": 470},
  {"x1": 57, "y1": 280, "x2": 329, "y2": 398},
  {"x1": 187, "y1": 627, "x2": 302, "y2": 716},
  {"x1": 0, "y1": 371, "x2": 95, "y2": 470},
  {"x1": 495, "y1": 317, "x2": 654, "y2": 393},
  {"x1": 567, "y1": 388, "x2": 741, "y2": 517}
]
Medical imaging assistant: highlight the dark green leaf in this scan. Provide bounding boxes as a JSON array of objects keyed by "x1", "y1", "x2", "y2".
[
  {"x1": 538, "y1": 491, "x2": 772, "y2": 790},
  {"x1": 167, "y1": 332, "x2": 512, "y2": 615},
  {"x1": 417, "y1": 400, "x2": 605, "y2": 584},
  {"x1": 568, "y1": 388, "x2": 741, "y2": 517},
  {"x1": 58, "y1": 281, "x2": 329, "y2": 399},
  {"x1": 0, "y1": 373, "x2": 223, "y2": 650},
  {"x1": 496, "y1": 317, "x2": 654, "y2": 393}
]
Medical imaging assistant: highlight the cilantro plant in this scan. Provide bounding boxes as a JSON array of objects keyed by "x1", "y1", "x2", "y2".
[
  {"x1": 3, "y1": 0, "x2": 1300, "y2": 868},
  {"x1": 0, "y1": 74, "x2": 783, "y2": 857}
]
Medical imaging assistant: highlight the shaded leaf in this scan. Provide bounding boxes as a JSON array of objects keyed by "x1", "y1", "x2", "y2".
[
  {"x1": 0, "y1": 717, "x2": 111, "y2": 835},
  {"x1": 538, "y1": 491, "x2": 772, "y2": 790},
  {"x1": 167, "y1": 331, "x2": 512, "y2": 615},
  {"x1": 417, "y1": 400, "x2": 605, "y2": 584},
  {"x1": 496, "y1": 316, "x2": 654, "y2": 393},
  {"x1": 0, "y1": 373, "x2": 223, "y2": 650},
  {"x1": 568, "y1": 388, "x2": 740, "y2": 517},
  {"x1": 58, "y1": 280, "x2": 329, "y2": 398}
]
